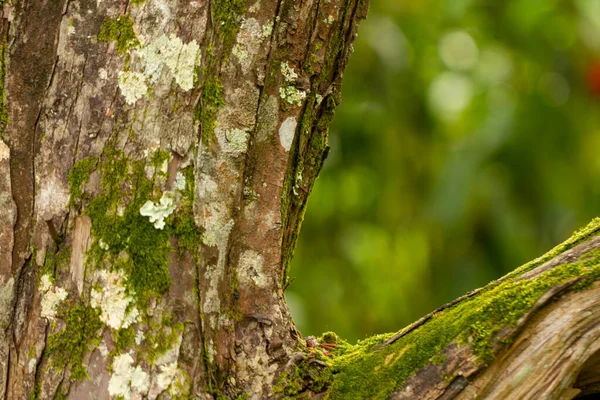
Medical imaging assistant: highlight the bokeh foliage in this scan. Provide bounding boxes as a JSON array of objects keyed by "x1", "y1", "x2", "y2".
[{"x1": 288, "y1": 0, "x2": 600, "y2": 342}]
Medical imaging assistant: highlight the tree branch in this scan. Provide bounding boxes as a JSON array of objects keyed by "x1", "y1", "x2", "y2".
[{"x1": 316, "y1": 218, "x2": 600, "y2": 399}]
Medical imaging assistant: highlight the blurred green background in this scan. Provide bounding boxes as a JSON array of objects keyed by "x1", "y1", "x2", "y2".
[{"x1": 286, "y1": 0, "x2": 600, "y2": 343}]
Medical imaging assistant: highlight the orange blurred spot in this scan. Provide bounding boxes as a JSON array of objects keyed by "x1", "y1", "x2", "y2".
[{"x1": 586, "y1": 62, "x2": 600, "y2": 95}]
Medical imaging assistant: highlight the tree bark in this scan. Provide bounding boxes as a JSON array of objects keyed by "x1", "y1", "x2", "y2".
[
  {"x1": 0, "y1": 0, "x2": 367, "y2": 398},
  {"x1": 2, "y1": 0, "x2": 600, "y2": 399}
]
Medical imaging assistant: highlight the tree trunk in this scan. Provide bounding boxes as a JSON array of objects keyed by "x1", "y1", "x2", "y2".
[
  {"x1": 0, "y1": 0, "x2": 367, "y2": 398},
  {"x1": 2, "y1": 0, "x2": 600, "y2": 399}
]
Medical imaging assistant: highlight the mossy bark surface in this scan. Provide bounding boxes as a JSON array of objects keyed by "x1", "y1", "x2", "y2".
[
  {"x1": 0, "y1": 0, "x2": 367, "y2": 398},
  {"x1": 3, "y1": 0, "x2": 600, "y2": 399}
]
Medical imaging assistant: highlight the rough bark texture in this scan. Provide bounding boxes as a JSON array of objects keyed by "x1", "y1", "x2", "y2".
[
  {"x1": 0, "y1": 0, "x2": 368, "y2": 398},
  {"x1": 3, "y1": 0, "x2": 600, "y2": 399}
]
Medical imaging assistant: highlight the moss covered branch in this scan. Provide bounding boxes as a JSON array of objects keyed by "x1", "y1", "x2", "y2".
[{"x1": 274, "y1": 219, "x2": 600, "y2": 399}]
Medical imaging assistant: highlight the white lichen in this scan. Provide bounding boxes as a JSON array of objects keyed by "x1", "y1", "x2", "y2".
[
  {"x1": 0, "y1": 140, "x2": 9, "y2": 161},
  {"x1": 139, "y1": 192, "x2": 176, "y2": 230},
  {"x1": 202, "y1": 210, "x2": 234, "y2": 248},
  {"x1": 249, "y1": 0, "x2": 261, "y2": 13},
  {"x1": 37, "y1": 176, "x2": 70, "y2": 217},
  {"x1": 233, "y1": 18, "x2": 264, "y2": 71},
  {"x1": 316, "y1": 94, "x2": 323, "y2": 105},
  {"x1": 108, "y1": 353, "x2": 150, "y2": 400},
  {"x1": 98, "y1": 341, "x2": 109, "y2": 357},
  {"x1": 28, "y1": 358, "x2": 36, "y2": 374},
  {"x1": 174, "y1": 39, "x2": 201, "y2": 90},
  {"x1": 207, "y1": 339, "x2": 216, "y2": 363},
  {"x1": 140, "y1": 34, "x2": 200, "y2": 90},
  {"x1": 39, "y1": 274, "x2": 68, "y2": 320},
  {"x1": 279, "y1": 86, "x2": 307, "y2": 107},
  {"x1": 90, "y1": 270, "x2": 140, "y2": 330},
  {"x1": 262, "y1": 24, "x2": 273, "y2": 38},
  {"x1": 197, "y1": 173, "x2": 218, "y2": 198},
  {"x1": 174, "y1": 171, "x2": 186, "y2": 191},
  {"x1": 118, "y1": 71, "x2": 148, "y2": 105},
  {"x1": 117, "y1": 32, "x2": 200, "y2": 104},
  {"x1": 232, "y1": 43, "x2": 250, "y2": 66},
  {"x1": 135, "y1": 329, "x2": 145, "y2": 345},
  {"x1": 239, "y1": 250, "x2": 266, "y2": 287},
  {"x1": 293, "y1": 165, "x2": 304, "y2": 196},
  {"x1": 156, "y1": 362, "x2": 178, "y2": 390},
  {"x1": 280, "y1": 62, "x2": 298, "y2": 82},
  {"x1": 219, "y1": 128, "x2": 249, "y2": 154},
  {"x1": 278, "y1": 117, "x2": 297, "y2": 152}
]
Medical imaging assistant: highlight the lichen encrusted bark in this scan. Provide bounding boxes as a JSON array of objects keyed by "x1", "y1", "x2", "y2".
[{"x1": 0, "y1": 0, "x2": 369, "y2": 398}]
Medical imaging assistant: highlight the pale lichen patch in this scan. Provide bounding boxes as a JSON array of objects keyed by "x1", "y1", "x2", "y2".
[
  {"x1": 39, "y1": 274, "x2": 68, "y2": 320},
  {"x1": 233, "y1": 18, "x2": 265, "y2": 71},
  {"x1": 148, "y1": 330, "x2": 183, "y2": 398},
  {"x1": 0, "y1": 277, "x2": 14, "y2": 328},
  {"x1": 98, "y1": 341, "x2": 109, "y2": 357},
  {"x1": 203, "y1": 264, "x2": 222, "y2": 315},
  {"x1": 0, "y1": 140, "x2": 9, "y2": 161},
  {"x1": 236, "y1": 341, "x2": 278, "y2": 394},
  {"x1": 98, "y1": 68, "x2": 108, "y2": 81},
  {"x1": 140, "y1": 34, "x2": 201, "y2": 91},
  {"x1": 201, "y1": 205, "x2": 234, "y2": 249},
  {"x1": 196, "y1": 173, "x2": 218, "y2": 199},
  {"x1": 108, "y1": 353, "x2": 150, "y2": 400},
  {"x1": 174, "y1": 171, "x2": 186, "y2": 191},
  {"x1": 118, "y1": 71, "x2": 148, "y2": 105},
  {"x1": 139, "y1": 192, "x2": 176, "y2": 230},
  {"x1": 279, "y1": 117, "x2": 297, "y2": 152},
  {"x1": 239, "y1": 250, "x2": 267, "y2": 287},
  {"x1": 262, "y1": 24, "x2": 273, "y2": 38},
  {"x1": 279, "y1": 86, "x2": 307, "y2": 107},
  {"x1": 218, "y1": 128, "x2": 249, "y2": 155},
  {"x1": 279, "y1": 61, "x2": 307, "y2": 106},
  {"x1": 135, "y1": 330, "x2": 145, "y2": 345},
  {"x1": 90, "y1": 270, "x2": 140, "y2": 330},
  {"x1": 28, "y1": 358, "x2": 36, "y2": 374},
  {"x1": 156, "y1": 362, "x2": 178, "y2": 391},
  {"x1": 37, "y1": 175, "x2": 70, "y2": 217},
  {"x1": 249, "y1": 0, "x2": 261, "y2": 13},
  {"x1": 280, "y1": 62, "x2": 298, "y2": 82}
]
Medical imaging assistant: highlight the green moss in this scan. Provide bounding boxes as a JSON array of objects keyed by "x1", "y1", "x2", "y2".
[
  {"x1": 68, "y1": 156, "x2": 98, "y2": 205},
  {"x1": 273, "y1": 354, "x2": 334, "y2": 398},
  {"x1": 212, "y1": 0, "x2": 246, "y2": 53},
  {"x1": 195, "y1": 76, "x2": 225, "y2": 143},
  {"x1": 171, "y1": 166, "x2": 201, "y2": 257},
  {"x1": 39, "y1": 245, "x2": 71, "y2": 282},
  {"x1": 142, "y1": 320, "x2": 184, "y2": 364},
  {"x1": 47, "y1": 304, "x2": 103, "y2": 382},
  {"x1": 86, "y1": 150, "x2": 171, "y2": 302},
  {"x1": 324, "y1": 219, "x2": 600, "y2": 399},
  {"x1": 151, "y1": 149, "x2": 171, "y2": 175},
  {"x1": 96, "y1": 15, "x2": 140, "y2": 55},
  {"x1": 30, "y1": 382, "x2": 42, "y2": 400},
  {"x1": 114, "y1": 326, "x2": 136, "y2": 354}
]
